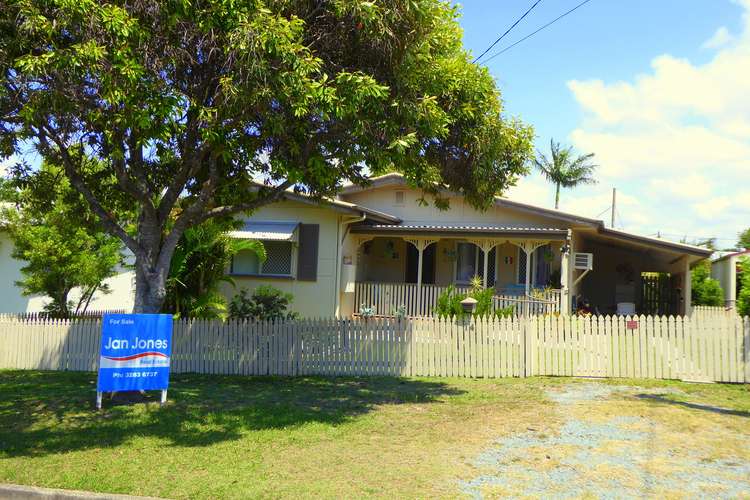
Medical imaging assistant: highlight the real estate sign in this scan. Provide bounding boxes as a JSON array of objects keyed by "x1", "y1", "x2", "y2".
[{"x1": 96, "y1": 314, "x2": 173, "y2": 408}]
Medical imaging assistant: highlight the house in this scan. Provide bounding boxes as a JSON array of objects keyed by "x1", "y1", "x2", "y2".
[
  {"x1": 226, "y1": 173, "x2": 712, "y2": 318},
  {"x1": 711, "y1": 249, "x2": 750, "y2": 309},
  {"x1": 0, "y1": 172, "x2": 712, "y2": 317}
]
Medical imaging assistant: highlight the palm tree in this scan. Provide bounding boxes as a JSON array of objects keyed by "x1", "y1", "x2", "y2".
[{"x1": 534, "y1": 139, "x2": 598, "y2": 209}]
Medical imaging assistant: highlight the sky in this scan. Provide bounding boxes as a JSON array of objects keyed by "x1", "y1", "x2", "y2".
[
  {"x1": 457, "y1": 0, "x2": 750, "y2": 249},
  {"x1": 2, "y1": 1, "x2": 747, "y2": 248}
]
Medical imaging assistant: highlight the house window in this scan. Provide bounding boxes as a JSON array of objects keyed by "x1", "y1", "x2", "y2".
[{"x1": 232, "y1": 240, "x2": 295, "y2": 277}]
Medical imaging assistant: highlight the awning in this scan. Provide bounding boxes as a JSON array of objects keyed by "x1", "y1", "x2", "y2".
[{"x1": 228, "y1": 222, "x2": 299, "y2": 241}]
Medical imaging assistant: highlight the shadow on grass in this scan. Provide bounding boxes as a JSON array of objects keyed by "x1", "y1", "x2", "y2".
[
  {"x1": 634, "y1": 393, "x2": 750, "y2": 418},
  {"x1": 0, "y1": 370, "x2": 464, "y2": 457}
]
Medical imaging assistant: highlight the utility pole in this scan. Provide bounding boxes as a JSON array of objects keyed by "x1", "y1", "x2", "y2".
[{"x1": 611, "y1": 188, "x2": 616, "y2": 228}]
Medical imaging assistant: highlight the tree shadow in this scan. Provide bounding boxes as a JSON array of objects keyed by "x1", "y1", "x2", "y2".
[
  {"x1": 0, "y1": 371, "x2": 464, "y2": 458},
  {"x1": 633, "y1": 393, "x2": 750, "y2": 418}
]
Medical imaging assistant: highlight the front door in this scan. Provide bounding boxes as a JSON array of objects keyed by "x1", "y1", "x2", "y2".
[{"x1": 405, "y1": 243, "x2": 435, "y2": 284}]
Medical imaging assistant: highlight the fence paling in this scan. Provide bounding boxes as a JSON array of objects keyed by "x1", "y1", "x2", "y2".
[{"x1": 0, "y1": 315, "x2": 747, "y2": 383}]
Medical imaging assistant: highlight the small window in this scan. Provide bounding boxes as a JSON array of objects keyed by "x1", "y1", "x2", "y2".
[
  {"x1": 232, "y1": 241, "x2": 294, "y2": 277},
  {"x1": 394, "y1": 191, "x2": 404, "y2": 205}
]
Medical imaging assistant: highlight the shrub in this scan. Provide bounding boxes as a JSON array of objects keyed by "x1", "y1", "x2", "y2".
[
  {"x1": 471, "y1": 287, "x2": 495, "y2": 318},
  {"x1": 435, "y1": 283, "x2": 508, "y2": 319},
  {"x1": 434, "y1": 285, "x2": 465, "y2": 319},
  {"x1": 495, "y1": 305, "x2": 515, "y2": 319},
  {"x1": 691, "y1": 261, "x2": 724, "y2": 307},
  {"x1": 229, "y1": 286, "x2": 298, "y2": 321},
  {"x1": 737, "y1": 258, "x2": 750, "y2": 317}
]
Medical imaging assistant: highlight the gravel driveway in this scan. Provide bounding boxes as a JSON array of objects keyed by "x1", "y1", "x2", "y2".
[{"x1": 460, "y1": 382, "x2": 750, "y2": 499}]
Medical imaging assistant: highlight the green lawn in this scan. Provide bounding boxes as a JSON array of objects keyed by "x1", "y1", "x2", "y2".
[{"x1": 0, "y1": 371, "x2": 748, "y2": 499}]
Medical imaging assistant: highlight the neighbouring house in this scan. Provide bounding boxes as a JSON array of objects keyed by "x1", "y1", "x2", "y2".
[
  {"x1": 0, "y1": 222, "x2": 136, "y2": 314},
  {"x1": 0, "y1": 173, "x2": 712, "y2": 317},
  {"x1": 711, "y1": 249, "x2": 750, "y2": 309}
]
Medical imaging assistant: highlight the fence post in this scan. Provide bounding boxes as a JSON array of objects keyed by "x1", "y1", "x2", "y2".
[{"x1": 521, "y1": 316, "x2": 529, "y2": 378}]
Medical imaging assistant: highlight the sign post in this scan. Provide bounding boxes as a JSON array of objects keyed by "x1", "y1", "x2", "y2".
[{"x1": 96, "y1": 314, "x2": 173, "y2": 409}]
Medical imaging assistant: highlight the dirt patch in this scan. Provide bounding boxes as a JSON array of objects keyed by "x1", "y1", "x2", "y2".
[{"x1": 460, "y1": 382, "x2": 750, "y2": 499}]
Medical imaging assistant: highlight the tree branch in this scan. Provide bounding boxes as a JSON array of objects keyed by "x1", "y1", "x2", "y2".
[{"x1": 38, "y1": 125, "x2": 146, "y2": 261}]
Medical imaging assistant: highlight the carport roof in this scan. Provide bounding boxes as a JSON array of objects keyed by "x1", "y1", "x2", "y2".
[{"x1": 596, "y1": 227, "x2": 713, "y2": 258}]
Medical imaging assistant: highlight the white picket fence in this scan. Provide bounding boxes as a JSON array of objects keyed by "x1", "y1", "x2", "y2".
[{"x1": 0, "y1": 315, "x2": 748, "y2": 383}]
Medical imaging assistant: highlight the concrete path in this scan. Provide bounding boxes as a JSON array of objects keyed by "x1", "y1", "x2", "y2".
[{"x1": 0, "y1": 484, "x2": 165, "y2": 500}]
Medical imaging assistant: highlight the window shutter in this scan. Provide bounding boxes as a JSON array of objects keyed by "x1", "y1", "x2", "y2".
[{"x1": 296, "y1": 224, "x2": 319, "y2": 281}]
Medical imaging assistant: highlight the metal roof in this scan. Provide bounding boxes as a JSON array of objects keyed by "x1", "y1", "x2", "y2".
[
  {"x1": 350, "y1": 224, "x2": 568, "y2": 238},
  {"x1": 228, "y1": 222, "x2": 299, "y2": 241}
]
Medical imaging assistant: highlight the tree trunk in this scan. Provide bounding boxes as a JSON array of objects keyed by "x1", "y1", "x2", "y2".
[
  {"x1": 132, "y1": 217, "x2": 175, "y2": 314},
  {"x1": 133, "y1": 261, "x2": 169, "y2": 313},
  {"x1": 555, "y1": 183, "x2": 561, "y2": 209}
]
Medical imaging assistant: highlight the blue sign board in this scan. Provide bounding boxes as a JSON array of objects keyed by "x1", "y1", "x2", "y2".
[{"x1": 97, "y1": 314, "x2": 173, "y2": 393}]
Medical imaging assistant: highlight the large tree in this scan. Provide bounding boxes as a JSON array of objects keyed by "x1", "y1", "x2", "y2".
[
  {"x1": 534, "y1": 139, "x2": 597, "y2": 210},
  {"x1": 0, "y1": 0, "x2": 533, "y2": 313}
]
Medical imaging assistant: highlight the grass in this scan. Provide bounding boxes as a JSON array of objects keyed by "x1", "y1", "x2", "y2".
[{"x1": 0, "y1": 371, "x2": 748, "y2": 499}]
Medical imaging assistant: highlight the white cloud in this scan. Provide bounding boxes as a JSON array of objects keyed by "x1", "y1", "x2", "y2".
[
  {"x1": 702, "y1": 26, "x2": 734, "y2": 49},
  {"x1": 692, "y1": 196, "x2": 733, "y2": 220},
  {"x1": 545, "y1": 0, "x2": 750, "y2": 246}
]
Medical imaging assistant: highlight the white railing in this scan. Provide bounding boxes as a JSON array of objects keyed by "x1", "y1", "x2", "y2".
[
  {"x1": 354, "y1": 282, "x2": 472, "y2": 317},
  {"x1": 354, "y1": 282, "x2": 561, "y2": 317},
  {"x1": 493, "y1": 293, "x2": 559, "y2": 316}
]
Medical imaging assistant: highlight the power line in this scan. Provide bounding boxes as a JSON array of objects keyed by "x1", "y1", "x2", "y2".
[
  {"x1": 481, "y1": 0, "x2": 596, "y2": 64},
  {"x1": 472, "y1": 0, "x2": 543, "y2": 63},
  {"x1": 594, "y1": 206, "x2": 610, "y2": 218}
]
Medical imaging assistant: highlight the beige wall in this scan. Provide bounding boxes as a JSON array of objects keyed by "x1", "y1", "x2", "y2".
[
  {"x1": 341, "y1": 186, "x2": 563, "y2": 228},
  {"x1": 222, "y1": 200, "x2": 342, "y2": 318},
  {"x1": 355, "y1": 237, "x2": 407, "y2": 283}
]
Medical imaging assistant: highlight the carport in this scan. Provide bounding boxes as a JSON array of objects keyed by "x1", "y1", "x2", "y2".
[{"x1": 571, "y1": 228, "x2": 712, "y2": 316}]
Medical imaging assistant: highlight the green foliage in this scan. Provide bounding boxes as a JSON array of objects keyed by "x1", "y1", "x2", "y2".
[
  {"x1": 434, "y1": 285, "x2": 465, "y2": 319},
  {"x1": 1, "y1": 159, "x2": 122, "y2": 318},
  {"x1": 0, "y1": 0, "x2": 534, "y2": 312},
  {"x1": 534, "y1": 139, "x2": 598, "y2": 209},
  {"x1": 691, "y1": 260, "x2": 723, "y2": 307},
  {"x1": 737, "y1": 258, "x2": 750, "y2": 317},
  {"x1": 495, "y1": 305, "x2": 515, "y2": 319},
  {"x1": 164, "y1": 219, "x2": 265, "y2": 319},
  {"x1": 434, "y1": 283, "x2": 511, "y2": 319},
  {"x1": 229, "y1": 286, "x2": 299, "y2": 322},
  {"x1": 472, "y1": 287, "x2": 495, "y2": 318},
  {"x1": 738, "y1": 228, "x2": 750, "y2": 250}
]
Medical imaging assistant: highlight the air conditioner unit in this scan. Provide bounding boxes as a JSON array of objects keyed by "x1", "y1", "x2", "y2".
[{"x1": 573, "y1": 252, "x2": 593, "y2": 271}]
